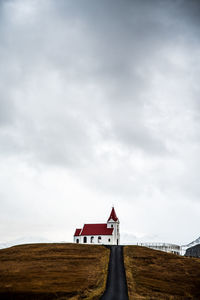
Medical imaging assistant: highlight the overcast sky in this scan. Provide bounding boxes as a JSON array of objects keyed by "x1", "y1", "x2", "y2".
[{"x1": 1, "y1": 0, "x2": 200, "y2": 245}]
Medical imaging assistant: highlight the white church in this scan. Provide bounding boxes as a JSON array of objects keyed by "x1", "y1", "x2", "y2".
[{"x1": 74, "y1": 207, "x2": 120, "y2": 245}]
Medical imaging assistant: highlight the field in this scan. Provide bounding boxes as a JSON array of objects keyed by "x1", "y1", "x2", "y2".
[
  {"x1": 0, "y1": 243, "x2": 110, "y2": 300},
  {"x1": 124, "y1": 246, "x2": 200, "y2": 299}
]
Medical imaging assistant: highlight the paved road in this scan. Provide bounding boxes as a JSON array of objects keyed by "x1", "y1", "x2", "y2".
[{"x1": 100, "y1": 246, "x2": 129, "y2": 300}]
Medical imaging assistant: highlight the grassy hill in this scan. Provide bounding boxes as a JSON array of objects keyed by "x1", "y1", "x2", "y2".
[
  {"x1": 1, "y1": 243, "x2": 200, "y2": 299},
  {"x1": 124, "y1": 246, "x2": 200, "y2": 299},
  {"x1": 0, "y1": 243, "x2": 109, "y2": 300}
]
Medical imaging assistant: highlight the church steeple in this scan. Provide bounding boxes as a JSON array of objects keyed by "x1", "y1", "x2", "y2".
[
  {"x1": 107, "y1": 207, "x2": 120, "y2": 245},
  {"x1": 107, "y1": 207, "x2": 118, "y2": 222}
]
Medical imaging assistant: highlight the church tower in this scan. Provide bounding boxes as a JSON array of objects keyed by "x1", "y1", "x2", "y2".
[{"x1": 107, "y1": 207, "x2": 120, "y2": 245}]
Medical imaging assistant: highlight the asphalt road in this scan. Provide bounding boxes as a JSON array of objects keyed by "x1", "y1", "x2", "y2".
[{"x1": 100, "y1": 246, "x2": 129, "y2": 300}]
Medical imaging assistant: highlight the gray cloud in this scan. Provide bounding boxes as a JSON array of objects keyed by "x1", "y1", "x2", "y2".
[{"x1": 0, "y1": 0, "x2": 200, "y2": 244}]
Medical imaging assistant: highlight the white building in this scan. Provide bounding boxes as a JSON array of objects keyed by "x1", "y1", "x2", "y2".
[
  {"x1": 74, "y1": 207, "x2": 120, "y2": 245},
  {"x1": 138, "y1": 243, "x2": 182, "y2": 255}
]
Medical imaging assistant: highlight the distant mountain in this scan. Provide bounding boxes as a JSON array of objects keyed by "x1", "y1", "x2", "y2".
[
  {"x1": 0, "y1": 237, "x2": 53, "y2": 249},
  {"x1": 185, "y1": 244, "x2": 200, "y2": 258},
  {"x1": 182, "y1": 236, "x2": 200, "y2": 249},
  {"x1": 181, "y1": 236, "x2": 200, "y2": 255}
]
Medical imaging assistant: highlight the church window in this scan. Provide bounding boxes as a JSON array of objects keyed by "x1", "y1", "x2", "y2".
[
  {"x1": 108, "y1": 238, "x2": 110, "y2": 242},
  {"x1": 90, "y1": 236, "x2": 94, "y2": 243},
  {"x1": 83, "y1": 236, "x2": 87, "y2": 243},
  {"x1": 111, "y1": 225, "x2": 113, "y2": 228},
  {"x1": 76, "y1": 239, "x2": 79, "y2": 243},
  {"x1": 98, "y1": 236, "x2": 101, "y2": 243}
]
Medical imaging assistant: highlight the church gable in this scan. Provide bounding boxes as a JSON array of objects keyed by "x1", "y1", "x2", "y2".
[{"x1": 74, "y1": 229, "x2": 81, "y2": 236}]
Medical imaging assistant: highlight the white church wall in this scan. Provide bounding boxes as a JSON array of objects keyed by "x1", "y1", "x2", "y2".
[
  {"x1": 107, "y1": 221, "x2": 120, "y2": 245},
  {"x1": 74, "y1": 226, "x2": 120, "y2": 245},
  {"x1": 74, "y1": 235, "x2": 114, "y2": 245}
]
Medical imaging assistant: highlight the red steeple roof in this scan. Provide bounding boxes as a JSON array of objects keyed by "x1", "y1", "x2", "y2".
[{"x1": 107, "y1": 207, "x2": 118, "y2": 222}]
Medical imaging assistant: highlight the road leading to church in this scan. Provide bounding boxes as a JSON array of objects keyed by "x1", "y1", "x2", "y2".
[{"x1": 101, "y1": 246, "x2": 129, "y2": 300}]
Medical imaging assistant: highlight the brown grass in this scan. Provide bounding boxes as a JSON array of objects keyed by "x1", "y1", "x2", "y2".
[
  {"x1": 0, "y1": 243, "x2": 110, "y2": 300},
  {"x1": 124, "y1": 246, "x2": 200, "y2": 300}
]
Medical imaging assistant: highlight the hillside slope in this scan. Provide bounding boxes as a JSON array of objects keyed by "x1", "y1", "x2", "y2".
[
  {"x1": 0, "y1": 243, "x2": 109, "y2": 300},
  {"x1": 124, "y1": 246, "x2": 200, "y2": 299}
]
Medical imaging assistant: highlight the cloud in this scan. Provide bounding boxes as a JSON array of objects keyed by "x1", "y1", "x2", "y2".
[{"x1": 1, "y1": 0, "x2": 200, "y2": 244}]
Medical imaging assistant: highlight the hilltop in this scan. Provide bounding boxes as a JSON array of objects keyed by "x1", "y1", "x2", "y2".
[
  {"x1": 0, "y1": 243, "x2": 109, "y2": 300},
  {"x1": 124, "y1": 246, "x2": 200, "y2": 299},
  {"x1": 1, "y1": 243, "x2": 200, "y2": 299}
]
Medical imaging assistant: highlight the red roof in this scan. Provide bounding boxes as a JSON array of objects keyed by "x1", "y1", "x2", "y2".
[
  {"x1": 80, "y1": 224, "x2": 114, "y2": 236},
  {"x1": 107, "y1": 207, "x2": 118, "y2": 222},
  {"x1": 74, "y1": 228, "x2": 81, "y2": 236}
]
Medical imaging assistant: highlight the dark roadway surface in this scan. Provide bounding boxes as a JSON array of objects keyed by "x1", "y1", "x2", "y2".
[{"x1": 100, "y1": 246, "x2": 129, "y2": 300}]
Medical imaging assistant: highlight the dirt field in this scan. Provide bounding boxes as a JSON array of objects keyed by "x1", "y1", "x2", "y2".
[
  {"x1": 124, "y1": 246, "x2": 200, "y2": 299},
  {"x1": 0, "y1": 243, "x2": 110, "y2": 300}
]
